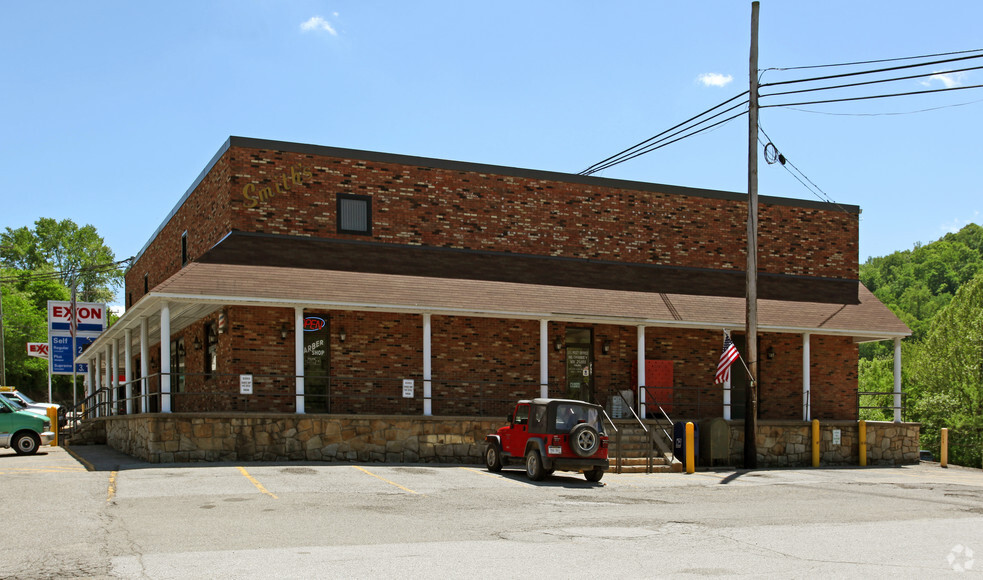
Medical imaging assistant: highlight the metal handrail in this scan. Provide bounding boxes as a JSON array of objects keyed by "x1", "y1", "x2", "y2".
[{"x1": 607, "y1": 390, "x2": 656, "y2": 473}]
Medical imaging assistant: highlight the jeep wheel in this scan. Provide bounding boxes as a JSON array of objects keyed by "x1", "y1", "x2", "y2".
[
  {"x1": 570, "y1": 423, "x2": 601, "y2": 457},
  {"x1": 525, "y1": 449, "x2": 545, "y2": 481},
  {"x1": 13, "y1": 432, "x2": 41, "y2": 456},
  {"x1": 485, "y1": 444, "x2": 503, "y2": 472},
  {"x1": 584, "y1": 467, "x2": 604, "y2": 482}
]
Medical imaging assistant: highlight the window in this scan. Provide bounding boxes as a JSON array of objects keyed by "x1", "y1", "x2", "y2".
[
  {"x1": 337, "y1": 193, "x2": 372, "y2": 235},
  {"x1": 205, "y1": 323, "x2": 218, "y2": 379},
  {"x1": 513, "y1": 404, "x2": 529, "y2": 425},
  {"x1": 181, "y1": 231, "x2": 188, "y2": 267},
  {"x1": 170, "y1": 338, "x2": 186, "y2": 396},
  {"x1": 144, "y1": 273, "x2": 149, "y2": 294}
]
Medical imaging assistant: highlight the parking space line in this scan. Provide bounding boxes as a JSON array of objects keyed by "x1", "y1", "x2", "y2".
[
  {"x1": 107, "y1": 471, "x2": 118, "y2": 502},
  {"x1": 64, "y1": 446, "x2": 96, "y2": 471},
  {"x1": 459, "y1": 466, "x2": 527, "y2": 486},
  {"x1": 353, "y1": 466, "x2": 420, "y2": 494},
  {"x1": 237, "y1": 466, "x2": 278, "y2": 499},
  {"x1": 0, "y1": 466, "x2": 87, "y2": 474}
]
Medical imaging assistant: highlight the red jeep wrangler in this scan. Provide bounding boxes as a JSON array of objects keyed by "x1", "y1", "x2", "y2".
[{"x1": 484, "y1": 398, "x2": 609, "y2": 482}]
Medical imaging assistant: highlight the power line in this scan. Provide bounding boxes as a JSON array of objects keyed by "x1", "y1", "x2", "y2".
[
  {"x1": 761, "y1": 48, "x2": 983, "y2": 73},
  {"x1": 579, "y1": 93, "x2": 748, "y2": 175},
  {"x1": 581, "y1": 109, "x2": 747, "y2": 176},
  {"x1": 756, "y1": 126, "x2": 858, "y2": 221},
  {"x1": 0, "y1": 258, "x2": 133, "y2": 285},
  {"x1": 760, "y1": 82, "x2": 983, "y2": 109},
  {"x1": 761, "y1": 63, "x2": 983, "y2": 99},
  {"x1": 783, "y1": 97, "x2": 983, "y2": 117},
  {"x1": 760, "y1": 52, "x2": 983, "y2": 88}
]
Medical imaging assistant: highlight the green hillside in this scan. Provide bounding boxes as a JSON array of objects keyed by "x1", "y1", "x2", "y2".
[{"x1": 859, "y1": 223, "x2": 983, "y2": 467}]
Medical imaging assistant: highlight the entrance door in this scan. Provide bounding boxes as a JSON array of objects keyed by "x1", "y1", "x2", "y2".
[
  {"x1": 303, "y1": 314, "x2": 330, "y2": 413},
  {"x1": 564, "y1": 328, "x2": 593, "y2": 402}
]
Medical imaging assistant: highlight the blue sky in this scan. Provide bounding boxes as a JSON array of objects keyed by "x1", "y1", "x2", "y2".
[{"x1": 2, "y1": 1, "x2": 981, "y2": 307}]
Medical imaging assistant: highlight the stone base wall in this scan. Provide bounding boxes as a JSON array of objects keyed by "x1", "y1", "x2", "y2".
[
  {"x1": 101, "y1": 413, "x2": 500, "y2": 464},
  {"x1": 86, "y1": 414, "x2": 919, "y2": 468},
  {"x1": 718, "y1": 420, "x2": 920, "y2": 467}
]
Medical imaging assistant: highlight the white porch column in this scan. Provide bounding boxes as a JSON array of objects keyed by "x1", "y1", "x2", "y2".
[
  {"x1": 94, "y1": 351, "x2": 102, "y2": 417},
  {"x1": 160, "y1": 302, "x2": 171, "y2": 413},
  {"x1": 893, "y1": 337, "x2": 902, "y2": 423},
  {"x1": 803, "y1": 333, "x2": 811, "y2": 421},
  {"x1": 103, "y1": 346, "x2": 111, "y2": 417},
  {"x1": 722, "y1": 328, "x2": 732, "y2": 420},
  {"x1": 637, "y1": 325, "x2": 646, "y2": 417},
  {"x1": 295, "y1": 307, "x2": 305, "y2": 414},
  {"x1": 124, "y1": 328, "x2": 133, "y2": 415},
  {"x1": 112, "y1": 338, "x2": 120, "y2": 415},
  {"x1": 423, "y1": 313, "x2": 432, "y2": 416},
  {"x1": 140, "y1": 317, "x2": 149, "y2": 414},
  {"x1": 86, "y1": 359, "x2": 94, "y2": 399},
  {"x1": 539, "y1": 319, "x2": 549, "y2": 398}
]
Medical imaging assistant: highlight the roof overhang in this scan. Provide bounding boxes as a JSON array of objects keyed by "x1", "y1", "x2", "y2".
[{"x1": 79, "y1": 263, "x2": 910, "y2": 363}]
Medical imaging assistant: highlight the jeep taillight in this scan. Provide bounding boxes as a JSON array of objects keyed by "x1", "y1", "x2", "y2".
[{"x1": 600, "y1": 439, "x2": 609, "y2": 449}]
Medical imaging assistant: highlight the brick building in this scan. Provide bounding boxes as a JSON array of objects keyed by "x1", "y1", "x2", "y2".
[{"x1": 79, "y1": 136, "x2": 909, "y2": 427}]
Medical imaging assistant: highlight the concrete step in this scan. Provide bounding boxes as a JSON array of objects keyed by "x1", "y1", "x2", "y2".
[
  {"x1": 616, "y1": 455, "x2": 672, "y2": 466},
  {"x1": 611, "y1": 461, "x2": 683, "y2": 474}
]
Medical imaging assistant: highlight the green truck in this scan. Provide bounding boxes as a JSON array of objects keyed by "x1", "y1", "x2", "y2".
[{"x1": 0, "y1": 393, "x2": 54, "y2": 455}]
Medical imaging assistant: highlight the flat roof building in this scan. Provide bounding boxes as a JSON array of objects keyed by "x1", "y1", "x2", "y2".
[{"x1": 76, "y1": 136, "x2": 912, "y2": 465}]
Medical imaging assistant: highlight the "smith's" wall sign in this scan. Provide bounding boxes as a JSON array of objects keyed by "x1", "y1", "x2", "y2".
[{"x1": 241, "y1": 164, "x2": 313, "y2": 208}]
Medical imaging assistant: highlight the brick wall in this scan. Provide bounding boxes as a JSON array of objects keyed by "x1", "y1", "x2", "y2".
[
  {"x1": 126, "y1": 142, "x2": 859, "y2": 303},
  {"x1": 135, "y1": 308, "x2": 858, "y2": 420},
  {"x1": 120, "y1": 140, "x2": 863, "y2": 421},
  {"x1": 125, "y1": 155, "x2": 233, "y2": 305}
]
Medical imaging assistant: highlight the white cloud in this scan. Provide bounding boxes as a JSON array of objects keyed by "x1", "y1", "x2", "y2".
[
  {"x1": 300, "y1": 16, "x2": 338, "y2": 36},
  {"x1": 697, "y1": 73, "x2": 733, "y2": 88},
  {"x1": 920, "y1": 71, "x2": 965, "y2": 88},
  {"x1": 941, "y1": 211, "x2": 981, "y2": 234}
]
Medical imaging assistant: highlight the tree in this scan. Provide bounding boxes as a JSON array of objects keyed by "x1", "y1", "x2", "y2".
[
  {"x1": 1, "y1": 219, "x2": 124, "y2": 404},
  {"x1": 1, "y1": 218, "x2": 124, "y2": 303},
  {"x1": 906, "y1": 272, "x2": 983, "y2": 468},
  {"x1": 0, "y1": 270, "x2": 60, "y2": 391}
]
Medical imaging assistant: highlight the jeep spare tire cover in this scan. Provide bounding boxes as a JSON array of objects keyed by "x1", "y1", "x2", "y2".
[{"x1": 570, "y1": 423, "x2": 600, "y2": 457}]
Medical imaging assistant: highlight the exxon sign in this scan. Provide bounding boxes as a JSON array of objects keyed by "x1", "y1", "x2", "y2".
[{"x1": 47, "y1": 301, "x2": 107, "y2": 335}]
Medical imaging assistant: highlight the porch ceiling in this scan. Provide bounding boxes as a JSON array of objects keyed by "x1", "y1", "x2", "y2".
[{"x1": 79, "y1": 262, "x2": 909, "y2": 362}]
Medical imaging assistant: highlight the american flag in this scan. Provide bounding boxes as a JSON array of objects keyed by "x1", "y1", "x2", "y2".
[{"x1": 714, "y1": 334, "x2": 740, "y2": 384}]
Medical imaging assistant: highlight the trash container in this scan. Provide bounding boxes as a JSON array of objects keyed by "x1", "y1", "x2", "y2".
[
  {"x1": 673, "y1": 421, "x2": 699, "y2": 463},
  {"x1": 699, "y1": 417, "x2": 731, "y2": 467}
]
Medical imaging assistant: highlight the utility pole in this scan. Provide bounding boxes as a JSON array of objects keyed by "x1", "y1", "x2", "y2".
[
  {"x1": 744, "y1": 0, "x2": 760, "y2": 469},
  {"x1": 0, "y1": 244, "x2": 9, "y2": 386},
  {"x1": 0, "y1": 276, "x2": 5, "y2": 386}
]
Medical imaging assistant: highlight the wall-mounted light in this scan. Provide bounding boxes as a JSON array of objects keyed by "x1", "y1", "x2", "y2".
[
  {"x1": 193, "y1": 336, "x2": 202, "y2": 351},
  {"x1": 280, "y1": 324, "x2": 289, "y2": 339},
  {"x1": 339, "y1": 328, "x2": 347, "y2": 343},
  {"x1": 602, "y1": 341, "x2": 611, "y2": 355},
  {"x1": 767, "y1": 346, "x2": 775, "y2": 360},
  {"x1": 554, "y1": 338, "x2": 563, "y2": 351}
]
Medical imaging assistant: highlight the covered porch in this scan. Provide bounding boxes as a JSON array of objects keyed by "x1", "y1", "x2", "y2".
[{"x1": 76, "y1": 262, "x2": 910, "y2": 424}]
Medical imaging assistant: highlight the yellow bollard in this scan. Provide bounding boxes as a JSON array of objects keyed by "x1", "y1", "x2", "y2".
[
  {"x1": 811, "y1": 419, "x2": 820, "y2": 468},
  {"x1": 46, "y1": 407, "x2": 58, "y2": 447},
  {"x1": 685, "y1": 422, "x2": 695, "y2": 474},
  {"x1": 858, "y1": 419, "x2": 866, "y2": 467},
  {"x1": 941, "y1": 428, "x2": 948, "y2": 468}
]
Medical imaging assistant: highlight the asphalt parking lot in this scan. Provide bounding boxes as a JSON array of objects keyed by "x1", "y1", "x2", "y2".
[{"x1": 2, "y1": 445, "x2": 982, "y2": 578}]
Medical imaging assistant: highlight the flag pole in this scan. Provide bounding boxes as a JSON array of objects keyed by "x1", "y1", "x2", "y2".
[{"x1": 723, "y1": 330, "x2": 754, "y2": 383}]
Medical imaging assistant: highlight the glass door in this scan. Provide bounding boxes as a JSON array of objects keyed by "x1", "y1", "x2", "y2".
[{"x1": 564, "y1": 328, "x2": 593, "y2": 402}]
